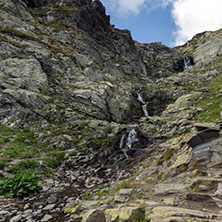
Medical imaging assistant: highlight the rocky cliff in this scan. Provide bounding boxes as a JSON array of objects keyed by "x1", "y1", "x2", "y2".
[{"x1": 1, "y1": 0, "x2": 222, "y2": 221}]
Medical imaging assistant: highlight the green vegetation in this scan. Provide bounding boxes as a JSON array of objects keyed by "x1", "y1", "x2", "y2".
[
  {"x1": 195, "y1": 71, "x2": 222, "y2": 122},
  {"x1": 163, "y1": 148, "x2": 175, "y2": 161},
  {"x1": 0, "y1": 25, "x2": 69, "y2": 55},
  {"x1": 91, "y1": 185, "x2": 107, "y2": 191},
  {"x1": 0, "y1": 123, "x2": 67, "y2": 178},
  {"x1": 11, "y1": 160, "x2": 40, "y2": 173},
  {"x1": 115, "y1": 181, "x2": 132, "y2": 192},
  {"x1": 0, "y1": 171, "x2": 41, "y2": 197},
  {"x1": 136, "y1": 209, "x2": 146, "y2": 222}
]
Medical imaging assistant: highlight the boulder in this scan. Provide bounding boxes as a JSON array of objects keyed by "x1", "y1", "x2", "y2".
[
  {"x1": 82, "y1": 209, "x2": 105, "y2": 222},
  {"x1": 105, "y1": 207, "x2": 141, "y2": 222},
  {"x1": 146, "y1": 206, "x2": 214, "y2": 222}
]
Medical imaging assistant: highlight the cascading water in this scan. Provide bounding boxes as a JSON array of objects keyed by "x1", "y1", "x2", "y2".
[
  {"x1": 136, "y1": 90, "x2": 149, "y2": 117},
  {"x1": 119, "y1": 129, "x2": 138, "y2": 159},
  {"x1": 126, "y1": 129, "x2": 138, "y2": 149},
  {"x1": 184, "y1": 56, "x2": 191, "y2": 71},
  {"x1": 119, "y1": 134, "x2": 126, "y2": 149}
]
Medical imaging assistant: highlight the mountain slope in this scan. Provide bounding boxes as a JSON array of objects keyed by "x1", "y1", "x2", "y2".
[{"x1": 1, "y1": 0, "x2": 222, "y2": 221}]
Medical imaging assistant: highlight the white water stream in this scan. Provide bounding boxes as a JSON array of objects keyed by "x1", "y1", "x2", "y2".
[
  {"x1": 136, "y1": 91, "x2": 148, "y2": 117},
  {"x1": 119, "y1": 129, "x2": 138, "y2": 159},
  {"x1": 184, "y1": 56, "x2": 191, "y2": 71},
  {"x1": 126, "y1": 129, "x2": 138, "y2": 149}
]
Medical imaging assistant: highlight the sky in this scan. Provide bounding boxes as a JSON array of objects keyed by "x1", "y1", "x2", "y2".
[{"x1": 100, "y1": 0, "x2": 222, "y2": 47}]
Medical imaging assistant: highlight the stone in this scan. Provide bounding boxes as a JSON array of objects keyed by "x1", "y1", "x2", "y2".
[
  {"x1": 82, "y1": 209, "x2": 105, "y2": 222},
  {"x1": 214, "y1": 183, "x2": 222, "y2": 198},
  {"x1": 47, "y1": 196, "x2": 57, "y2": 204},
  {"x1": 41, "y1": 214, "x2": 53, "y2": 221},
  {"x1": 146, "y1": 206, "x2": 213, "y2": 221},
  {"x1": 9, "y1": 214, "x2": 22, "y2": 222},
  {"x1": 118, "y1": 189, "x2": 133, "y2": 196},
  {"x1": 171, "y1": 145, "x2": 192, "y2": 168},
  {"x1": 22, "y1": 209, "x2": 33, "y2": 218},
  {"x1": 0, "y1": 58, "x2": 48, "y2": 92},
  {"x1": 43, "y1": 204, "x2": 55, "y2": 210},
  {"x1": 154, "y1": 183, "x2": 189, "y2": 194},
  {"x1": 105, "y1": 207, "x2": 141, "y2": 222},
  {"x1": 0, "y1": 211, "x2": 9, "y2": 215},
  {"x1": 114, "y1": 195, "x2": 128, "y2": 203}
]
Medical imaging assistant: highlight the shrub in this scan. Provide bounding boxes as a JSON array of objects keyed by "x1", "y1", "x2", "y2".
[{"x1": 0, "y1": 171, "x2": 42, "y2": 197}]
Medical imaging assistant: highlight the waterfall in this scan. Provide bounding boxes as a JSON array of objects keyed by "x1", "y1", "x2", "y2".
[
  {"x1": 119, "y1": 134, "x2": 126, "y2": 149},
  {"x1": 184, "y1": 56, "x2": 191, "y2": 71},
  {"x1": 119, "y1": 129, "x2": 138, "y2": 159},
  {"x1": 126, "y1": 129, "x2": 138, "y2": 149},
  {"x1": 142, "y1": 103, "x2": 148, "y2": 117},
  {"x1": 136, "y1": 91, "x2": 149, "y2": 117}
]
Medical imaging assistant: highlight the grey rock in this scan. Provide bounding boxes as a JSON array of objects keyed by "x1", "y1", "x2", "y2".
[
  {"x1": 41, "y1": 214, "x2": 53, "y2": 222},
  {"x1": 47, "y1": 196, "x2": 57, "y2": 204},
  {"x1": 9, "y1": 214, "x2": 22, "y2": 222},
  {"x1": 43, "y1": 204, "x2": 55, "y2": 211}
]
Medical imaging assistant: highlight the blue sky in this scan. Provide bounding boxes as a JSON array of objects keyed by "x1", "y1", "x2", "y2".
[
  {"x1": 104, "y1": 3, "x2": 176, "y2": 46},
  {"x1": 100, "y1": 0, "x2": 222, "y2": 47}
]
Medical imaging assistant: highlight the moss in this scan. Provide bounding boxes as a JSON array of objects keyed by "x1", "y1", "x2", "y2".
[{"x1": 163, "y1": 148, "x2": 175, "y2": 161}]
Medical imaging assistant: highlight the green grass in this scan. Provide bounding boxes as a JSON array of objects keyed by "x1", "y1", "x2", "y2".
[
  {"x1": 3, "y1": 141, "x2": 38, "y2": 158},
  {"x1": 0, "y1": 123, "x2": 66, "y2": 179},
  {"x1": 195, "y1": 71, "x2": 222, "y2": 122},
  {"x1": 115, "y1": 181, "x2": 132, "y2": 192},
  {"x1": 91, "y1": 185, "x2": 107, "y2": 191},
  {"x1": 11, "y1": 160, "x2": 40, "y2": 173}
]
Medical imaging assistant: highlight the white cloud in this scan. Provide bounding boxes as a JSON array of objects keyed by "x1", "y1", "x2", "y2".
[
  {"x1": 101, "y1": 0, "x2": 172, "y2": 16},
  {"x1": 102, "y1": 0, "x2": 222, "y2": 46},
  {"x1": 171, "y1": 0, "x2": 222, "y2": 45},
  {"x1": 101, "y1": 0, "x2": 146, "y2": 16}
]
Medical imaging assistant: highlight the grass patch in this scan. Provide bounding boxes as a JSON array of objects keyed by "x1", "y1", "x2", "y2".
[
  {"x1": 115, "y1": 181, "x2": 132, "y2": 192},
  {"x1": 11, "y1": 160, "x2": 40, "y2": 173},
  {"x1": 3, "y1": 141, "x2": 38, "y2": 158},
  {"x1": 91, "y1": 185, "x2": 107, "y2": 191},
  {"x1": 195, "y1": 64, "x2": 222, "y2": 122}
]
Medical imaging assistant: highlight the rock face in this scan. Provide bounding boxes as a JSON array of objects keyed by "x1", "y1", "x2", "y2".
[{"x1": 0, "y1": 0, "x2": 185, "y2": 126}]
